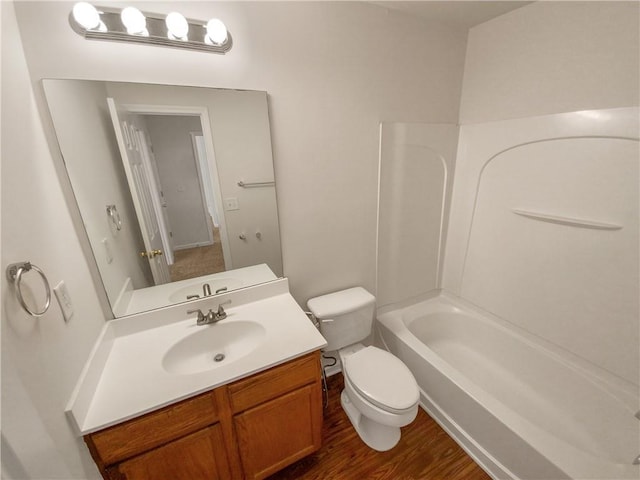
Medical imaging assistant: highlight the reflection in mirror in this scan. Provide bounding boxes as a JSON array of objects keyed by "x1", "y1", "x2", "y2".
[{"x1": 43, "y1": 80, "x2": 282, "y2": 318}]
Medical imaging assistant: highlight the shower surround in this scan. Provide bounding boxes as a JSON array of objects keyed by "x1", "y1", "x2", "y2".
[{"x1": 376, "y1": 107, "x2": 639, "y2": 479}]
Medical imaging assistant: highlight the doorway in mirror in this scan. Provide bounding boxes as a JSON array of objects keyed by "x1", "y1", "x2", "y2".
[{"x1": 170, "y1": 225, "x2": 225, "y2": 282}]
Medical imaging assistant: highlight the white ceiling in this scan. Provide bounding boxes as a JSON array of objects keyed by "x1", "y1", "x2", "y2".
[{"x1": 370, "y1": 1, "x2": 532, "y2": 30}]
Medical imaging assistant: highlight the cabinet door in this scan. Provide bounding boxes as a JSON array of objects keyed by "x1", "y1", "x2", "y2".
[
  {"x1": 116, "y1": 424, "x2": 231, "y2": 480},
  {"x1": 234, "y1": 384, "x2": 322, "y2": 480}
]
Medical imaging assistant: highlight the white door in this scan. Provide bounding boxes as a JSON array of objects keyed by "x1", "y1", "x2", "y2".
[
  {"x1": 137, "y1": 128, "x2": 175, "y2": 265},
  {"x1": 192, "y1": 133, "x2": 219, "y2": 228},
  {"x1": 107, "y1": 97, "x2": 172, "y2": 285}
]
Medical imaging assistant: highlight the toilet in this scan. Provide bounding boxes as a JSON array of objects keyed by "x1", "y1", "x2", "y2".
[{"x1": 307, "y1": 287, "x2": 419, "y2": 451}]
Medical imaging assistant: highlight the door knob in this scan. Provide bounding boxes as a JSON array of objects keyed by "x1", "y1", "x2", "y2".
[{"x1": 140, "y1": 249, "x2": 163, "y2": 258}]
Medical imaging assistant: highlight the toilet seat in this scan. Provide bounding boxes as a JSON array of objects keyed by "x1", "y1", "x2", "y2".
[{"x1": 343, "y1": 346, "x2": 419, "y2": 413}]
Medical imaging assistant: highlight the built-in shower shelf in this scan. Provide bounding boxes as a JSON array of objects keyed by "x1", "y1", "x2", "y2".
[{"x1": 512, "y1": 209, "x2": 622, "y2": 230}]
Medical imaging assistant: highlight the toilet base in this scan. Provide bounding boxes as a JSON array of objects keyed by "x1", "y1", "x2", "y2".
[{"x1": 340, "y1": 390, "x2": 401, "y2": 452}]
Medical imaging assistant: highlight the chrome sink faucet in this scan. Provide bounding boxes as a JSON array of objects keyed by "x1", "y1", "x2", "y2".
[
  {"x1": 187, "y1": 308, "x2": 209, "y2": 326},
  {"x1": 188, "y1": 300, "x2": 232, "y2": 326},
  {"x1": 213, "y1": 300, "x2": 232, "y2": 321}
]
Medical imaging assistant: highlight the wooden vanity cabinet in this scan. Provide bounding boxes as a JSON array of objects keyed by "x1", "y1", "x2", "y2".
[
  {"x1": 85, "y1": 351, "x2": 322, "y2": 480},
  {"x1": 229, "y1": 351, "x2": 323, "y2": 479}
]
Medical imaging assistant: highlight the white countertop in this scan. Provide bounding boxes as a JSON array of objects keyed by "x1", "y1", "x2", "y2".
[
  {"x1": 114, "y1": 264, "x2": 278, "y2": 316},
  {"x1": 67, "y1": 280, "x2": 327, "y2": 434}
]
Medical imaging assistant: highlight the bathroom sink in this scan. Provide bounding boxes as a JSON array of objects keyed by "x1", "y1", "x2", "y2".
[{"x1": 162, "y1": 321, "x2": 266, "y2": 375}]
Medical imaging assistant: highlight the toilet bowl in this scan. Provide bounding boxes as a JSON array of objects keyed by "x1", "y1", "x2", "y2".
[
  {"x1": 339, "y1": 344, "x2": 419, "y2": 450},
  {"x1": 307, "y1": 287, "x2": 419, "y2": 451}
]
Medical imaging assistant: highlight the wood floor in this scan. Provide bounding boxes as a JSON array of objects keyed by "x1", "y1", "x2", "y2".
[{"x1": 267, "y1": 374, "x2": 491, "y2": 480}]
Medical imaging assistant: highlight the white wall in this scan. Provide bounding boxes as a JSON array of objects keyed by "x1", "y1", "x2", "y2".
[
  {"x1": 42, "y1": 79, "x2": 153, "y2": 304},
  {"x1": 13, "y1": 0, "x2": 468, "y2": 303},
  {"x1": 446, "y1": 0, "x2": 639, "y2": 295},
  {"x1": 1, "y1": 2, "x2": 104, "y2": 478},
  {"x1": 444, "y1": 1, "x2": 639, "y2": 385},
  {"x1": 5, "y1": 1, "x2": 468, "y2": 477},
  {"x1": 459, "y1": 1, "x2": 639, "y2": 124}
]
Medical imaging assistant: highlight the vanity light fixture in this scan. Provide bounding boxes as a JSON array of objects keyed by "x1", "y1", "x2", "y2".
[
  {"x1": 69, "y1": 3, "x2": 232, "y2": 54},
  {"x1": 165, "y1": 12, "x2": 189, "y2": 41},
  {"x1": 72, "y1": 2, "x2": 106, "y2": 31},
  {"x1": 205, "y1": 18, "x2": 228, "y2": 45},
  {"x1": 120, "y1": 6, "x2": 147, "y2": 36}
]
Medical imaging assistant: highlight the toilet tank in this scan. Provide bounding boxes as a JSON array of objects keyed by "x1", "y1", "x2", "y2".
[{"x1": 307, "y1": 287, "x2": 376, "y2": 351}]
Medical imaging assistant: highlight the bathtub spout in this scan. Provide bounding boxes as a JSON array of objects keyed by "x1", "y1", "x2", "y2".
[{"x1": 633, "y1": 455, "x2": 640, "y2": 465}]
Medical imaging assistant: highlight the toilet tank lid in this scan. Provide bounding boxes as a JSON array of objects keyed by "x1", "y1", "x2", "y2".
[{"x1": 307, "y1": 287, "x2": 375, "y2": 319}]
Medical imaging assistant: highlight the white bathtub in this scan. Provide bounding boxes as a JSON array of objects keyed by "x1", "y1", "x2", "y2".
[{"x1": 376, "y1": 293, "x2": 639, "y2": 480}]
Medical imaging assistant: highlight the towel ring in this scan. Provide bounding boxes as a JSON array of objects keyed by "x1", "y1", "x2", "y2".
[
  {"x1": 6, "y1": 261, "x2": 51, "y2": 317},
  {"x1": 106, "y1": 204, "x2": 122, "y2": 231}
]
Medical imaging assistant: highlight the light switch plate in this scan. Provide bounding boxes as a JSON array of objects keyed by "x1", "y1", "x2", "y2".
[
  {"x1": 54, "y1": 281, "x2": 74, "y2": 323},
  {"x1": 102, "y1": 237, "x2": 113, "y2": 264}
]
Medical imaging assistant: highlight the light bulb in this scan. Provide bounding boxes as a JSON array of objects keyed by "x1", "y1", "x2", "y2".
[
  {"x1": 205, "y1": 18, "x2": 227, "y2": 45},
  {"x1": 166, "y1": 12, "x2": 189, "y2": 40},
  {"x1": 121, "y1": 7, "x2": 146, "y2": 35},
  {"x1": 72, "y1": 2, "x2": 101, "y2": 30}
]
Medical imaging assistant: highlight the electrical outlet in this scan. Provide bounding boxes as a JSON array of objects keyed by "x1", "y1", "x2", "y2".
[
  {"x1": 224, "y1": 197, "x2": 239, "y2": 211},
  {"x1": 54, "y1": 281, "x2": 74, "y2": 323}
]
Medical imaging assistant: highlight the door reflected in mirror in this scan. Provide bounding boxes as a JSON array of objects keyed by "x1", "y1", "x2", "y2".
[{"x1": 42, "y1": 79, "x2": 282, "y2": 318}]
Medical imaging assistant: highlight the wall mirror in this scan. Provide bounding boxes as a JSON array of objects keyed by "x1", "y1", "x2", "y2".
[{"x1": 42, "y1": 79, "x2": 283, "y2": 318}]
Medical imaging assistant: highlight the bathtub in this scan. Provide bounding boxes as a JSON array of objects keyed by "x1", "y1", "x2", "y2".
[{"x1": 376, "y1": 293, "x2": 639, "y2": 480}]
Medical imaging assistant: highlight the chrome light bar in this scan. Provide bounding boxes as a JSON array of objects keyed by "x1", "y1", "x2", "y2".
[{"x1": 69, "y1": 4, "x2": 232, "y2": 54}]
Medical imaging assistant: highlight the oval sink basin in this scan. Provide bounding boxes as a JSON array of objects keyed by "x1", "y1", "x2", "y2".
[
  {"x1": 162, "y1": 321, "x2": 266, "y2": 375},
  {"x1": 168, "y1": 278, "x2": 243, "y2": 303}
]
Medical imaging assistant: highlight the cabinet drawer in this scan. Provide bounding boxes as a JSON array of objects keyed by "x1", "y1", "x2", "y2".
[
  {"x1": 87, "y1": 391, "x2": 218, "y2": 466},
  {"x1": 228, "y1": 351, "x2": 321, "y2": 413}
]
